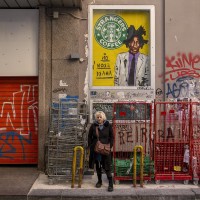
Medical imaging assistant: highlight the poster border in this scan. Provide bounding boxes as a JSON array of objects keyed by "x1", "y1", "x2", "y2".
[{"x1": 88, "y1": 5, "x2": 155, "y2": 91}]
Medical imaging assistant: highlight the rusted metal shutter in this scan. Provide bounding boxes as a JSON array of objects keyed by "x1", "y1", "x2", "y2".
[{"x1": 0, "y1": 77, "x2": 38, "y2": 164}]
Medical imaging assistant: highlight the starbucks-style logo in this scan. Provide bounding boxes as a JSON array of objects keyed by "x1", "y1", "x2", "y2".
[{"x1": 94, "y1": 14, "x2": 128, "y2": 50}]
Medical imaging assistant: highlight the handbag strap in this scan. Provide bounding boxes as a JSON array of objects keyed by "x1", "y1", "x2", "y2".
[{"x1": 96, "y1": 126, "x2": 99, "y2": 140}]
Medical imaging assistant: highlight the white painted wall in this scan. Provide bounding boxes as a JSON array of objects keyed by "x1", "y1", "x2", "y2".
[{"x1": 0, "y1": 9, "x2": 38, "y2": 76}]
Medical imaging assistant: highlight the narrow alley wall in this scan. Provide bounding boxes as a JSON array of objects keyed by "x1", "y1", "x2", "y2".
[{"x1": 164, "y1": 0, "x2": 200, "y2": 101}]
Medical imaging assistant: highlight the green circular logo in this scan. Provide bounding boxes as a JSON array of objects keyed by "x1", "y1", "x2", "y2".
[{"x1": 94, "y1": 14, "x2": 128, "y2": 50}]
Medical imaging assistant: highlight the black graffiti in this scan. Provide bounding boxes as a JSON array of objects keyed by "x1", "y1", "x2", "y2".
[
  {"x1": 117, "y1": 127, "x2": 148, "y2": 145},
  {"x1": 118, "y1": 131, "x2": 133, "y2": 145},
  {"x1": 156, "y1": 88, "x2": 163, "y2": 96},
  {"x1": 53, "y1": 88, "x2": 67, "y2": 93},
  {"x1": 115, "y1": 124, "x2": 132, "y2": 131}
]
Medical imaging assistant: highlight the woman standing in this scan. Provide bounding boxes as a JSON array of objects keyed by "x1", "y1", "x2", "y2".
[{"x1": 88, "y1": 111, "x2": 114, "y2": 192}]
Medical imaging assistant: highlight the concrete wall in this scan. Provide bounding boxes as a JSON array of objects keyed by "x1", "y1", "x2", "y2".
[
  {"x1": 38, "y1": 0, "x2": 164, "y2": 170},
  {"x1": 0, "y1": 9, "x2": 38, "y2": 76},
  {"x1": 4, "y1": 0, "x2": 200, "y2": 170},
  {"x1": 165, "y1": 0, "x2": 200, "y2": 101},
  {"x1": 40, "y1": 0, "x2": 163, "y2": 99}
]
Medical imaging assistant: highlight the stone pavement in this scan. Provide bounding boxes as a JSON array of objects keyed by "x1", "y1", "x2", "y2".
[
  {"x1": 29, "y1": 171, "x2": 200, "y2": 200},
  {"x1": 0, "y1": 166, "x2": 39, "y2": 200},
  {"x1": 0, "y1": 166, "x2": 200, "y2": 200}
]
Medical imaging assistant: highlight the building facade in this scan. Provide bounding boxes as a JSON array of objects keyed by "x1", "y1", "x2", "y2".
[{"x1": 0, "y1": 0, "x2": 200, "y2": 170}]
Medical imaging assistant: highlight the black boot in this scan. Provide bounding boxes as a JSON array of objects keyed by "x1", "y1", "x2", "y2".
[
  {"x1": 108, "y1": 177, "x2": 113, "y2": 192},
  {"x1": 96, "y1": 174, "x2": 102, "y2": 188}
]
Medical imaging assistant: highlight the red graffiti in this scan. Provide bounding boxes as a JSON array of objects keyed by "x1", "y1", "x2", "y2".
[{"x1": 162, "y1": 53, "x2": 200, "y2": 82}]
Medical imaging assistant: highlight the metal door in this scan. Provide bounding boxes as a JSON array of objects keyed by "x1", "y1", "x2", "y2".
[{"x1": 0, "y1": 77, "x2": 38, "y2": 164}]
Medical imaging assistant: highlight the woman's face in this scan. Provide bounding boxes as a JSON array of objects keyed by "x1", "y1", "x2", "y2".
[{"x1": 96, "y1": 114, "x2": 104, "y2": 124}]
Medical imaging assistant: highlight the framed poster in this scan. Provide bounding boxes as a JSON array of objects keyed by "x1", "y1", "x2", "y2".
[{"x1": 88, "y1": 5, "x2": 155, "y2": 91}]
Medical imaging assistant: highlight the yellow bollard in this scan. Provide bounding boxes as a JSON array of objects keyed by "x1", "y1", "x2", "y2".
[
  {"x1": 71, "y1": 146, "x2": 84, "y2": 188},
  {"x1": 133, "y1": 145, "x2": 144, "y2": 187}
]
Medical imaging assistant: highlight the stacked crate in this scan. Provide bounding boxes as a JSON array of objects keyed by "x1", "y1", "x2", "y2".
[{"x1": 46, "y1": 97, "x2": 87, "y2": 184}]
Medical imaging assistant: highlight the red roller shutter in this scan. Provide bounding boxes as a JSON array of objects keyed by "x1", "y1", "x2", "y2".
[{"x1": 0, "y1": 77, "x2": 38, "y2": 164}]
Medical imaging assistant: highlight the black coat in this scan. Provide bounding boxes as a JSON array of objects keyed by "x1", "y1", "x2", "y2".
[{"x1": 88, "y1": 120, "x2": 114, "y2": 170}]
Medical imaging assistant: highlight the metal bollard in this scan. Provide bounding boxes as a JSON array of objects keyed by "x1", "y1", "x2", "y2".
[
  {"x1": 71, "y1": 146, "x2": 84, "y2": 188},
  {"x1": 133, "y1": 145, "x2": 144, "y2": 187}
]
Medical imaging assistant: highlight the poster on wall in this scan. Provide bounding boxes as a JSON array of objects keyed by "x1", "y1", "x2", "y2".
[{"x1": 88, "y1": 5, "x2": 155, "y2": 91}]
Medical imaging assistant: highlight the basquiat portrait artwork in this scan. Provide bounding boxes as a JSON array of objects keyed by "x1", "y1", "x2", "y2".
[
  {"x1": 89, "y1": 5, "x2": 155, "y2": 88},
  {"x1": 114, "y1": 25, "x2": 150, "y2": 86}
]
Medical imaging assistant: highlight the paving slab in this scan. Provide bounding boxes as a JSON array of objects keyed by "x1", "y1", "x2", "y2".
[
  {"x1": 191, "y1": 188, "x2": 200, "y2": 200},
  {"x1": 159, "y1": 189, "x2": 195, "y2": 200},
  {"x1": 61, "y1": 188, "x2": 137, "y2": 199},
  {"x1": 0, "y1": 195, "x2": 27, "y2": 200},
  {"x1": 28, "y1": 189, "x2": 62, "y2": 200},
  {"x1": 0, "y1": 166, "x2": 199, "y2": 200},
  {"x1": 135, "y1": 189, "x2": 163, "y2": 200},
  {"x1": 0, "y1": 166, "x2": 39, "y2": 200},
  {"x1": 28, "y1": 172, "x2": 200, "y2": 200}
]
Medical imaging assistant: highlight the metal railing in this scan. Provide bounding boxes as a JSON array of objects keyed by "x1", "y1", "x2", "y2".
[
  {"x1": 71, "y1": 146, "x2": 84, "y2": 188},
  {"x1": 133, "y1": 145, "x2": 144, "y2": 187}
]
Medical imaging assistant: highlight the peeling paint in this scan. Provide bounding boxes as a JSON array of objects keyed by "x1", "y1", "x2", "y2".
[
  {"x1": 85, "y1": 44, "x2": 88, "y2": 58},
  {"x1": 59, "y1": 80, "x2": 68, "y2": 86},
  {"x1": 90, "y1": 0, "x2": 96, "y2": 4},
  {"x1": 84, "y1": 34, "x2": 88, "y2": 58},
  {"x1": 59, "y1": 94, "x2": 67, "y2": 99},
  {"x1": 84, "y1": 67, "x2": 89, "y2": 102},
  {"x1": 84, "y1": 33, "x2": 88, "y2": 41},
  {"x1": 84, "y1": 33, "x2": 89, "y2": 102},
  {"x1": 175, "y1": 35, "x2": 178, "y2": 42}
]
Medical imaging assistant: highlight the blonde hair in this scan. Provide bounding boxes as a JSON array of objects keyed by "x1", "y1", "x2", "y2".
[{"x1": 95, "y1": 111, "x2": 107, "y2": 121}]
